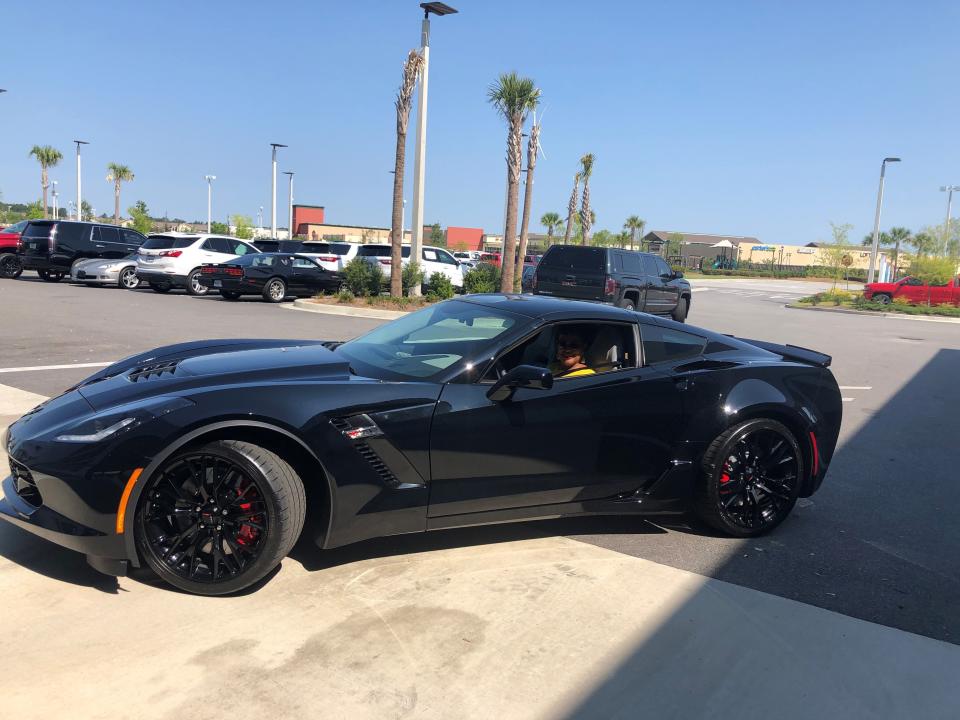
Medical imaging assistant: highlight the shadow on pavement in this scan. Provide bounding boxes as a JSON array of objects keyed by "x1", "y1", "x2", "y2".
[{"x1": 0, "y1": 522, "x2": 119, "y2": 593}]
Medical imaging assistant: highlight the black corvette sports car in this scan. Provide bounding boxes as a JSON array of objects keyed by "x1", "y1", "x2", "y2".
[{"x1": 1, "y1": 295, "x2": 842, "y2": 595}]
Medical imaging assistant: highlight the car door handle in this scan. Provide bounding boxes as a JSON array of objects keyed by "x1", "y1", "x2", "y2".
[{"x1": 673, "y1": 376, "x2": 695, "y2": 391}]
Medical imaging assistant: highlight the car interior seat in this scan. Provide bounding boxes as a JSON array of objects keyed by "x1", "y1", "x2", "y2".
[{"x1": 585, "y1": 325, "x2": 623, "y2": 372}]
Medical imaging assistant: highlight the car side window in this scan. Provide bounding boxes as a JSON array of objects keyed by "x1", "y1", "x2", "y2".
[
  {"x1": 121, "y1": 229, "x2": 144, "y2": 247},
  {"x1": 902, "y1": 277, "x2": 923, "y2": 286},
  {"x1": 641, "y1": 255, "x2": 658, "y2": 277},
  {"x1": 641, "y1": 325, "x2": 707, "y2": 366},
  {"x1": 622, "y1": 253, "x2": 642, "y2": 273},
  {"x1": 292, "y1": 257, "x2": 318, "y2": 269},
  {"x1": 437, "y1": 250, "x2": 458, "y2": 265},
  {"x1": 655, "y1": 257, "x2": 672, "y2": 277},
  {"x1": 232, "y1": 241, "x2": 256, "y2": 256},
  {"x1": 423, "y1": 248, "x2": 439, "y2": 262},
  {"x1": 201, "y1": 238, "x2": 222, "y2": 252},
  {"x1": 96, "y1": 226, "x2": 121, "y2": 244}
]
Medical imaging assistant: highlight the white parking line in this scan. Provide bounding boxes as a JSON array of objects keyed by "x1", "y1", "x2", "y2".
[
  {"x1": 690, "y1": 287, "x2": 710, "y2": 293},
  {"x1": 839, "y1": 386, "x2": 872, "y2": 390},
  {"x1": 0, "y1": 361, "x2": 113, "y2": 374},
  {"x1": 842, "y1": 398, "x2": 855, "y2": 402}
]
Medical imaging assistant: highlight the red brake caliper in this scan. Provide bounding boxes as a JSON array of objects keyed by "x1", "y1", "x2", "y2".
[{"x1": 235, "y1": 492, "x2": 261, "y2": 546}]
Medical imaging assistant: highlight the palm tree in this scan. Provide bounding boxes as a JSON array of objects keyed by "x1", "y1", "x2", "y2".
[
  {"x1": 578, "y1": 154, "x2": 595, "y2": 245},
  {"x1": 389, "y1": 49, "x2": 424, "y2": 297},
  {"x1": 488, "y1": 72, "x2": 540, "y2": 293},
  {"x1": 887, "y1": 226, "x2": 911, "y2": 278},
  {"x1": 624, "y1": 216, "x2": 645, "y2": 251},
  {"x1": 515, "y1": 116, "x2": 542, "y2": 291},
  {"x1": 540, "y1": 211, "x2": 563, "y2": 244},
  {"x1": 29, "y1": 145, "x2": 63, "y2": 219},
  {"x1": 106, "y1": 163, "x2": 135, "y2": 225},
  {"x1": 562, "y1": 172, "x2": 580, "y2": 244}
]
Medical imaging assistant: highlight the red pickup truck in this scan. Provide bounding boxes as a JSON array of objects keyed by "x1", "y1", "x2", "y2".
[
  {"x1": 0, "y1": 220, "x2": 27, "y2": 278},
  {"x1": 863, "y1": 275, "x2": 960, "y2": 306}
]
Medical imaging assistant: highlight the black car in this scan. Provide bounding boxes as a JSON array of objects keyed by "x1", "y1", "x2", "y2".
[
  {"x1": 0, "y1": 294, "x2": 842, "y2": 595},
  {"x1": 534, "y1": 245, "x2": 693, "y2": 321},
  {"x1": 197, "y1": 253, "x2": 342, "y2": 302},
  {"x1": 18, "y1": 220, "x2": 146, "y2": 282}
]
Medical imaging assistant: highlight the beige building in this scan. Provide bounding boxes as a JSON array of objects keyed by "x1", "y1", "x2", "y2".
[
  {"x1": 735, "y1": 240, "x2": 888, "y2": 272},
  {"x1": 299, "y1": 223, "x2": 412, "y2": 244}
]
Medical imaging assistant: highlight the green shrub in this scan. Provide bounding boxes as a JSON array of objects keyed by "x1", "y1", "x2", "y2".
[
  {"x1": 426, "y1": 272, "x2": 455, "y2": 300},
  {"x1": 401, "y1": 260, "x2": 425, "y2": 296},
  {"x1": 343, "y1": 258, "x2": 373, "y2": 296},
  {"x1": 368, "y1": 261, "x2": 385, "y2": 296},
  {"x1": 892, "y1": 295, "x2": 912, "y2": 307},
  {"x1": 336, "y1": 289, "x2": 355, "y2": 304},
  {"x1": 464, "y1": 263, "x2": 501, "y2": 294}
]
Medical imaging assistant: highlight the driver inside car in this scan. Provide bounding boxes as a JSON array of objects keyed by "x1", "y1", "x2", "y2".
[{"x1": 548, "y1": 326, "x2": 596, "y2": 379}]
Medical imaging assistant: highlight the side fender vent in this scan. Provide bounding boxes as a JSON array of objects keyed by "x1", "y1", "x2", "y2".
[{"x1": 354, "y1": 442, "x2": 399, "y2": 487}]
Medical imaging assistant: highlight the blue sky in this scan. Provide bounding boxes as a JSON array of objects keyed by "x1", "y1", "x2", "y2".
[{"x1": 1, "y1": 0, "x2": 957, "y2": 244}]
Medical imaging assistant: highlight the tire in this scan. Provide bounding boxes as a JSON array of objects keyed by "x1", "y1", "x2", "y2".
[
  {"x1": 118, "y1": 266, "x2": 140, "y2": 289},
  {"x1": 873, "y1": 293, "x2": 892, "y2": 305},
  {"x1": 150, "y1": 282, "x2": 172, "y2": 293},
  {"x1": 186, "y1": 269, "x2": 209, "y2": 296},
  {"x1": 39, "y1": 269, "x2": 63, "y2": 282},
  {"x1": 263, "y1": 277, "x2": 286, "y2": 303},
  {"x1": 135, "y1": 439, "x2": 306, "y2": 596},
  {"x1": 618, "y1": 297, "x2": 636, "y2": 311},
  {"x1": 0, "y1": 253, "x2": 22, "y2": 279},
  {"x1": 694, "y1": 418, "x2": 803, "y2": 538},
  {"x1": 220, "y1": 290, "x2": 241, "y2": 300},
  {"x1": 672, "y1": 297, "x2": 689, "y2": 323}
]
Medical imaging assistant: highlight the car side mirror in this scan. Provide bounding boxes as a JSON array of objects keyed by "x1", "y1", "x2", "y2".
[
  {"x1": 486, "y1": 364, "x2": 554, "y2": 402},
  {"x1": 672, "y1": 270, "x2": 684, "y2": 279}
]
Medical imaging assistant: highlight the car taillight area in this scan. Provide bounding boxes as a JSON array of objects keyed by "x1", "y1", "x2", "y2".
[
  {"x1": 159, "y1": 250, "x2": 182, "y2": 258},
  {"x1": 201, "y1": 266, "x2": 243, "y2": 276},
  {"x1": 604, "y1": 277, "x2": 616, "y2": 296},
  {"x1": 316, "y1": 255, "x2": 338, "y2": 263}
]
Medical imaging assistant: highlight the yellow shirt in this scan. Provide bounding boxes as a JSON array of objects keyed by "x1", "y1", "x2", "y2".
[{"x1": 549, "y1": 363, "x2": 595, "y2": 378}]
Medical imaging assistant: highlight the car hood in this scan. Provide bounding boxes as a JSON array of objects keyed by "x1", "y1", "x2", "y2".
[{"x1": 75, "y1": 340, "x2": 349, "y2": 411}]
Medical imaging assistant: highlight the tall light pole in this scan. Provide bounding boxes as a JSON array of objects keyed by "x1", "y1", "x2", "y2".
[
  {"x1": 867, "y1": 157, "x2": 900, "y2": 284},
  {"x1": 74, "y1": 140, "x2": 89, "y2": 221},
  {"x1": 258, "y1": 206, "x2": 263, "y2": 233},
  {"x1": 51, "y1": 181, "x2": 58, "y2": 219},
  {"x1": 409, "y1": 2, "x2": 458, "y2": 295},
  {"x1": 270, "y1": 143, "x2": 287, "y2": 239},
  {"x1": 940, "y1": 185, "x2": 959, "y2": 243},
  {"x1": 204, "y1": 175, "x2": 216, "y2": 233},
  {"x1": 283, "y1": 171, "x2": 294, "y2": 241}
]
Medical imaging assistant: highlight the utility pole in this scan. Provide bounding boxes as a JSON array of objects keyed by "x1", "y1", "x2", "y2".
[
  {"x1": 205, "y1": 175, "x2": 216, "y2": 233},
  {"x1": 270, "y1": 143, "x2": 287, "y2": 239},
  {"x1": 283, "y1": 171, "x2": 294, "y2": 241},
  {"x1": 74, "y1": 140, "x2": 89, "y2": 221},
  {"x1": 867, "y1": 157, "x2": 900, "y2": 284}
]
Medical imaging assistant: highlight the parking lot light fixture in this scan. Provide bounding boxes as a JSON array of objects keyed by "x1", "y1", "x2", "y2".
[
  {"x1": 74, "y1": 140, "x2": 89, "y2": 222},
  {"x1": 867, "y1": 157, "x2": 900, "y2": 284},
  {"x1": 270, "y1": 144, "x2": 287, "y2": 239},
  {"x1": 204, "y1": 175, "x2": 216, "y2": 233},
  {"x1": 940, "y1": 185, "x2": 960, "y2": 239},
  {"x1": 409, "y1": 2, "x2": 458, "y2": 296},
  {"x1": 283, "y1": 171, "x2": 294, "y2": 240}
]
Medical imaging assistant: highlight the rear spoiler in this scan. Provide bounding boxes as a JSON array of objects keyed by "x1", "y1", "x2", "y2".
[{"x1": 736, "y1": 338, "x2": 832, "y2": 368}]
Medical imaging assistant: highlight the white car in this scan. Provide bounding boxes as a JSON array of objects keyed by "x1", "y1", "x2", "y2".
[
  {"x1": 358, "y1": 244, "x2": 464, "y2": 289},
  {"x1": 70, "y1": 254, "x2": 141, "y2": 289},
  {"x1": 299, "y1": 240, "x2": 359, "y2": 272},
  {"x1": 136, "y1": 233, "x2": 260, "y2": 295}
]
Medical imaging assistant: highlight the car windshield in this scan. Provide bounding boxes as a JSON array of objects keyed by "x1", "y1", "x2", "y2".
[
  {"x1": 142, "y1": 236, "x2": 198, "y2": 249},
  {"x1": 336, "y1": 300, "x2": 521, "y2": 381}
]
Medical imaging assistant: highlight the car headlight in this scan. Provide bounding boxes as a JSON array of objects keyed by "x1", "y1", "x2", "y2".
[{"x1": 55, "y1": 396, "x2": 194, "y2": 443}]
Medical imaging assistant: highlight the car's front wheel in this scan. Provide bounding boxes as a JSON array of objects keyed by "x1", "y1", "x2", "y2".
[
  {"x1": 187, "y1": 269, "x2": 209, "y2": 296},
  {"x1": 118, "y1": 267, "x2": 140, "y2": 289},
  {"x1": 263, "y1": 277, "x2": 286, "y2": 303},
  {"x1": 672, "y1": 297, "x2": 688, "y2": 323},
  {"x1": 873, "y1": 293, "x2": 892, "y2": 305},
  {"x1": 135, "y1": 440, "x2": 306, "y2": 595},
  {"x1": 695, "y1": 418, "x2": 802, "y2": 537}
]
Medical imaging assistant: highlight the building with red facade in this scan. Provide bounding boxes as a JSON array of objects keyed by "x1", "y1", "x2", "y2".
[{"x1": 291, "y1": 205, "x2": 325, "y2": 237}]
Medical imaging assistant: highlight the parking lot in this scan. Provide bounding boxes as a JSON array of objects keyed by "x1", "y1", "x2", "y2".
[{"x1": 2, "y1": 276, "x2": 959, "y2": 718}]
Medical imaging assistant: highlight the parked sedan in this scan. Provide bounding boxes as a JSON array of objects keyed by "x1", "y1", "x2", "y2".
[
  {"x1": 198, "y1": 253, "x2": 342, "y2": 302},
  {"x1": 1, "y1": 295, "x2": 842, "y2": 595},
  {"x1": 70, "y1": 255, "x2": 141, "y2": 289}
]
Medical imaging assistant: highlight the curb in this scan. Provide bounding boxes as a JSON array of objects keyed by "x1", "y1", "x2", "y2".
[
  {"x1": 786, "y1": 303, "x2": 960, "y2": 325},
  {"x1": 288, "y1": 299, "x2": 408, "y2": 320}
]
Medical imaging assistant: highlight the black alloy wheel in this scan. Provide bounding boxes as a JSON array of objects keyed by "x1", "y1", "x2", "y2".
[
  {"x1": 119, "y1": 266, "x2": 140, "y2": 289},
  {"x1": 135, "y1": 440, "x2": 305, "y2": 595},
  {"x1": 187, "y1": 269, "x2": 209, "y2": 296},
  {"x1": 150, "y1": 282, "x2": 172, "y2": 293},
  {"x1": 695, "y1": 419, "x2": 802, "y2": 537},
  {"x1": 263, "y1": 277, "x2": 286, "y2": 303},
  {"x1": 0, "y1": 253, "x2": 22, "y2": 278}
]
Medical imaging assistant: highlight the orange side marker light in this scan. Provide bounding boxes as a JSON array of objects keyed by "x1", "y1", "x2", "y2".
[{"x1": 116, "y1": 467, "x2": 143, "y2": 534}]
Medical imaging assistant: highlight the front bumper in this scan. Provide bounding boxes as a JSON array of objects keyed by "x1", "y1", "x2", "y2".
[
  {"x1": 0, "y1": 474, "x2": 129, "y2": 572},
  {"x1": 71, "y1": 267, "x2": 122, "y2": 284},
  {"x1": 136, "y1": 269, "x2": 188, "y2": 288}
]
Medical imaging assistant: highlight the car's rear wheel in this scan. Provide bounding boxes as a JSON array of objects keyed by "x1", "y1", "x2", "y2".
[
  {"x1": 220, "y1": 290, "x2": 241, "y2": 300},
  {"x1": 263, "y1": 277, "x2": 286, "y2": 303},
  {"x1": 695, "y1": 418, "x2": 802, "y2": 537},
  {"x1": 873, "y1": 293, "x2": 892, "y2": 305},
  {"x1": 187, "y1": 269, "x2": 209, "y2": 296},
  {"x1": 150, "y1": 282, "x2": 171, "y2": 293},
  {"x1": 39, "y1": 269, "x2": 64, "y2": 282},
  {"x1": 118, "y1": 266, "x2": 140, "y2": 289},
  {"x1": 0, "y1": 253, "x2": 22, "y2": 279},
  {"x1": 135, "y1": 440, "x2": 306, "y2": 596},
  {"x1": 672, "y1": 297, "x2": 688, "y2": 323},
  {"x1": 618, "y1": 297, "x2": 636, "y2": 311}
]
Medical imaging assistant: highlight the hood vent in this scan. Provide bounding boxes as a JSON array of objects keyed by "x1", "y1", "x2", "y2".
[{"x1": 128, "y1": 360, "x2": 179, "y2": 382}]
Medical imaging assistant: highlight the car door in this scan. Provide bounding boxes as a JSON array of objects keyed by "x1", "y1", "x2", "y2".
[
  {"x1": 121, "y1": 229, "x2": 146, "y2": 254},
  {"x1": 653, "y1": 256, "x2": 679, "y2": 310},
  {"x1": 94, "y1": 225, "x2": 124, "y2": 258},
  {"x1": 640, "y1": 255, "x2": 664, "y2": 312},
  {"x1": 428, "y1": 322, "x2": 683, "y2": 517},
  {"x1": 619, "y1": 251, "x2": 646, "y2": 306},
  {"x1": 434, "y1": 248, "x2": 464, "y2": 286},
  {"x1": 421, "y1": 247, "x2": 443, "y2": 279},
  {"x1": 290, "y1": 256, "x2": 326, "y2": 295}
]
